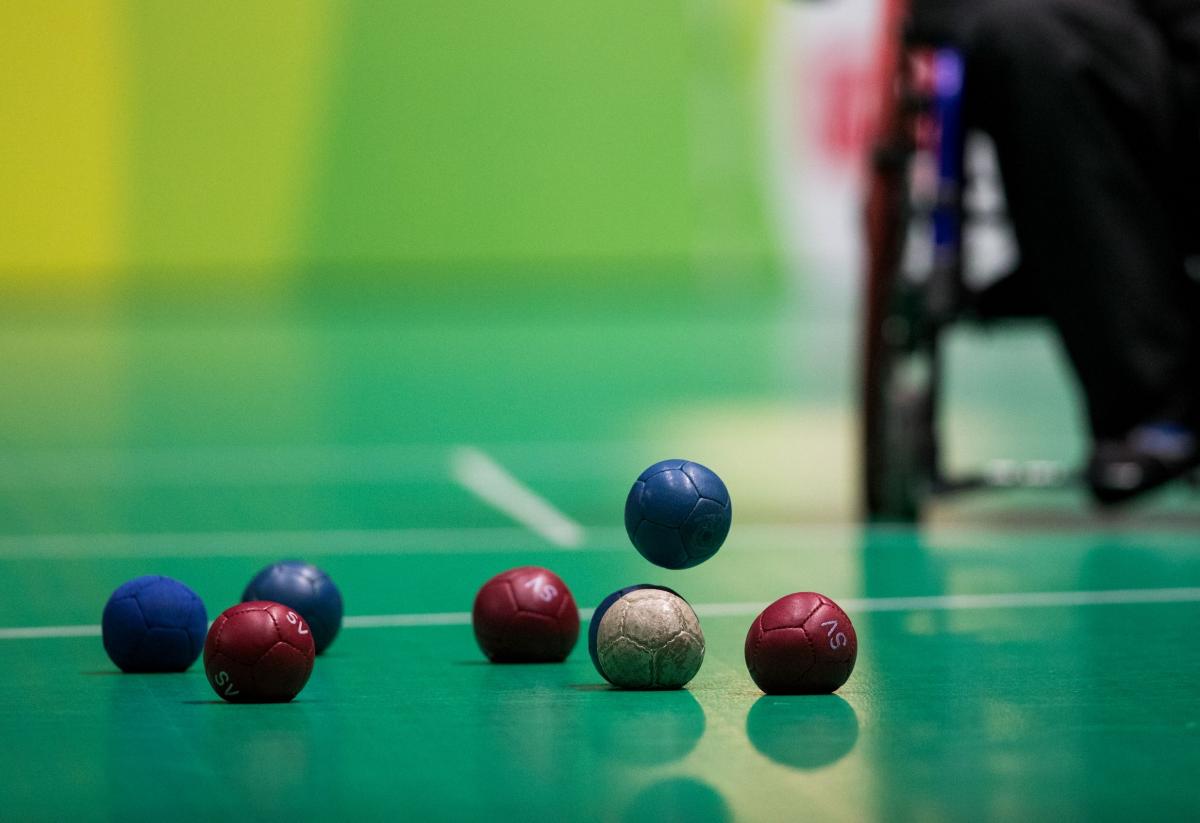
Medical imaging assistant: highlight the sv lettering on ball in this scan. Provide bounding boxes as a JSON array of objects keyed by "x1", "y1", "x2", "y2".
[
  {"x1": 522, "y1": 576, "x2": 558, "y2": 602},
  {"x1": 821, "y1": 619, "x2": 847, "y2": 650},
  {"x1": 285, "y1": 611, "x2": 310, "y2": 634},
  {"x1": 214, "y1": 670, "x2": 240, "y2": 697}
]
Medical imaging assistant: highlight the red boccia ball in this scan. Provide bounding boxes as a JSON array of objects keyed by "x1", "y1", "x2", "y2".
[
  {"x1": 204, "y1": 601, "x2": 316, "y2": 703},
  {"x1": 472, "y1": 566, "x2": 580, "y2": 662},
  {"x1": 745, "y1": 592, "x2": 857, "y2": 694}
]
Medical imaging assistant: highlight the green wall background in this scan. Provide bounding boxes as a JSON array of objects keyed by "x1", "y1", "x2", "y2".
[{"x1": 3, "y1": 1, "x2": 781, "y2": 294}]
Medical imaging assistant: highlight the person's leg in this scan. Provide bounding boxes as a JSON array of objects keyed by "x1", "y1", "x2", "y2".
[
  {"x1": 1140, "y1": 0, "x2": 1200, "y2": 258},
  {"x1": 965, "y1": 0, "x2": 1199, "y2": 444}
]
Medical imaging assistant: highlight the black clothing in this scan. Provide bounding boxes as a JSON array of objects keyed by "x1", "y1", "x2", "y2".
[{"x1": 913, "y1": 0, "x2": 1200, "y2": 439}]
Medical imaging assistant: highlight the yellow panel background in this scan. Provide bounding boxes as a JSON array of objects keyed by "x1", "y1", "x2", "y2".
[
  {"x1": 125, "y1": 1, "x2": 335, "y2": 281},
  {"x1": 0, "y1": 2, "x2": 124, "y2": 282}
]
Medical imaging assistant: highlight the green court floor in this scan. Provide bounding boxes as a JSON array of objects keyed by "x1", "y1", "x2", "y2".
[{"x1": 2, "y1": 293, "x2": 1198, "y2": 821}]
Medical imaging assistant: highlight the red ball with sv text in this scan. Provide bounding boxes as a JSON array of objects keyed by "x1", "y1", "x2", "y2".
[
  {"x1": 744, "y1": 592, "x2": 857, "y2": 694},
  {"x1": 472, "y1": 566, "x2": 579, "y2": 662},
  {"x1": 204, "y1": 600, "x2": 316, "y2": 703}
]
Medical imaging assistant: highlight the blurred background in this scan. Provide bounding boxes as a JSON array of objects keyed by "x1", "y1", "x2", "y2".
[
  {"x1": 4, "y1": 9, "x2": 1199, "y2": 819},
  {"x1": 0, "y1": 0, "x2": 1095, "y2": 535}
]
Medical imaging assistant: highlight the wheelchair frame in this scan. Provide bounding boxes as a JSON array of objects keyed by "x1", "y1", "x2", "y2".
[{"x1": 860, "y1": 8, "x2": 1072, "y2": 522}]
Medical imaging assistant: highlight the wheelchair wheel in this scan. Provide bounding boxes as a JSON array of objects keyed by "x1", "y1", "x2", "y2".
[
  {"x1": 863, "y1": 310, "x2": 939, "y2": 521},
  {"x1": 861, "y1": 39, "x2": 963, "y2": 522}
]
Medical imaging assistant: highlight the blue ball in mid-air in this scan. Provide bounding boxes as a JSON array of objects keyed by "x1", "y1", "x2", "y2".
[
  {"x1": 624, "y1": 460, "x2": 732, "y2": 570},
  {"x1": 242, "y1": 560, "x2": 343, "y2": 654},
  {"x1": 101, "y1": 576, "x2": 207, "y2": 673}
]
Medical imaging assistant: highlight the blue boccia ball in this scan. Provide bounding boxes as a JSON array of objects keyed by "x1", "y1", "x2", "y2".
[
  {"x1": 242, "y1": 560, "x2": 343, "y2": 654},
  {"x1": 587, "y1": 584, "x2": 680, "y2": 675},
  {"x1": 624, "y1": 460, "x2": 732, "y2": 569},
  {"x1": 101, "y1": 576, "x2": 207, "y2": 673}
]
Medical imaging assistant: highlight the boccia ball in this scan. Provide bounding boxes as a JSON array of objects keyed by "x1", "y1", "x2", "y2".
[
  {"x1": 242, "y1": 560, "x2": 343, "y2": 654},
  {"x1": 101, "y1": 575, "x2": 207, "y2": 673},
  {"x1": 744, "y1": 592, "x2": 857, "y2": 694},
  {"x1": 472, "y1": 566, "x2": 579, "y2": 662},
  {"x1": 624, "y1": 460, "x2": 732, "y2": 569},
  {"x1": 590, "y1": 585, "x2": 705, "y2": 689},
  {"x1": 204, "y1": 601, "x2": 316, "y2": 703}
]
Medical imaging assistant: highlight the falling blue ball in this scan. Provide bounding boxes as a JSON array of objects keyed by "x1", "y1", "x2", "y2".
[{"x1": 624, "y1": 460, "x2": 732, "y2": 569}]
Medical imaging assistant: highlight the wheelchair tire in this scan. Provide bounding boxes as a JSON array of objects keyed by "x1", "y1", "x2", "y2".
[{"x1": 863, "y1": 329, "x2": 938, "y2": 522}]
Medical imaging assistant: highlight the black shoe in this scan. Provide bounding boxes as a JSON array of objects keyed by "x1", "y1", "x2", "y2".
[{"x1": 1087, "y1": 423, "x2": 1200, "y2": 506}]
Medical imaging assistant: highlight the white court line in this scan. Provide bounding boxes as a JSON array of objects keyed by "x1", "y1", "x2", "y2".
[
  {"x1": 0, "y1": 624, "x2": 103, "y2": 639},
  {"x1": 4, "y1": 522, "x2": 1200, "y2": 560},
  {"x1": 5, "y1": 586, "x2": 1199, "y2": 641},
  {"x1": 344, "y1": 612, "x2": 472, "y2": 628},
  {"x1": 0, "y1": 524, "x2": 849, "y2": 558},
  {"x1": 692, "y1": 587, "x2": 1200, "y2": 617},
  {"x1": 449, "y1": 446, "x2": 585, "y2": 548},
  {"x1": 346, "y1": 608, "x2": 600, "y2": 628}
]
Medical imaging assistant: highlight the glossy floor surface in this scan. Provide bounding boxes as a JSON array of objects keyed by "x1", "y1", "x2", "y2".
[{"x1": 1, "y1": 294, "x2": 1198, "y2": 821}]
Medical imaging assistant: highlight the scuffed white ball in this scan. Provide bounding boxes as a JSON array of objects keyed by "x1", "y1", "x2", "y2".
[{"x1": 595, "y1": 588, "x2": 705, "y2": 689}]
